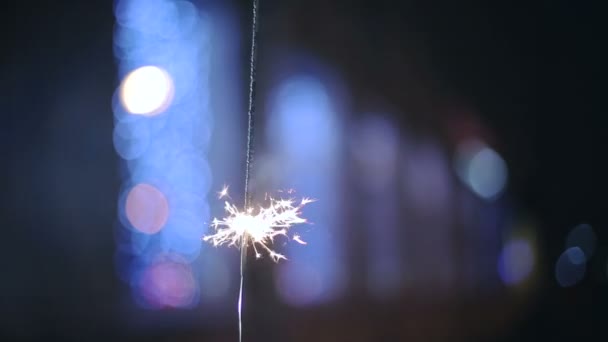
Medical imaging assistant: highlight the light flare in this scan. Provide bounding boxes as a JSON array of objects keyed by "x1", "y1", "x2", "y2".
[{"x1": 204, "y1": 189, "x2": 314, "y2": 262}]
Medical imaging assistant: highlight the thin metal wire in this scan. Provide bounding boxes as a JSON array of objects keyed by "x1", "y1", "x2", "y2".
[
  {"x1": 243, "y1": 0, "x2": 259, "y2": 210},
  {"x1": 239, "y1": 0, "x2": 259, "y2": 341},
  {"x1": 238, "y1": 242, "x2": 247, "y2": 342}
]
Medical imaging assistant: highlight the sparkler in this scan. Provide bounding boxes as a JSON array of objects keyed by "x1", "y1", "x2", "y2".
[
  {"x1": 202, "y1": 1, "x2": 314, "y2": 341},
  {"x1": 204, "y1": 187, "x2": 313, "y2": 342},
  {"x1": 204, "y1": 188, "x2": 314, "y2": 262}
]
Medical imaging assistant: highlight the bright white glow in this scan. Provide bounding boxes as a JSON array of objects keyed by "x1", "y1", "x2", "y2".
[
  {"x1": 456, "y1": 139, "x2": 508, "y2": 200},
  {"x1": 120, "y1": 65, "x2": 174, "y2": 115},
  {"x1": 204, "y1": 189, "x2": 314, "y2": 262}
]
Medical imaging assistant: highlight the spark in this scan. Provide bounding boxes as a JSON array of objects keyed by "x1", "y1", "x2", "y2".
[
  {"x1": 293, "y1": 234, "x2": 307, "y2": 245},
  {"x1": 217, "y1": 185, "x2": 230, "y2": 199},
  {"x1": 204, "y1": 190, "x2": 314, "y2": 262}
]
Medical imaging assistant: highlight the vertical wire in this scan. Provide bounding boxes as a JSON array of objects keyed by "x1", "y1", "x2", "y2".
[
  {"x1": 243, "y1": 0, "x2": 259, "y2": 209},
  {"x1": 238, "y1": 242, "x2": 247, "y2": 342},
  {"x1": 239, "y1": 0, "x2": 259, "y2": 341}
]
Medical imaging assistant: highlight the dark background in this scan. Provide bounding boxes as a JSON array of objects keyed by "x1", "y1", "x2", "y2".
[{"x1": 2, "y1": 0, "x2": 606, "y2": 341}]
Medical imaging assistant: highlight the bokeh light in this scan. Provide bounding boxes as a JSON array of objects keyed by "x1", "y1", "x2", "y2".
[
  {"x1": 113, "y1": 0, "x2": 213, "y2": 310},
  {"x1": 498, "y1": 238, "x2": 536, "y2": 286},
  {"x1": 139, "y1": 257, "x2": 197, "y2": 308},
  {"x1": 565, "y1": 223, "x2": 596, "y2": 261},
  {"x1": 267, "y1": 69, "x2": 346, "y2": 306},
  {"x1": 113, "y1": 117, "x2": 152, "y2": 160},
  {"x1": 125, "y1": 183, "x2": 170, "y2": 234},
  {"x1": 402, "y1": 139, "x2": 452, "y2": 214},
  {"x1": 351, "y1": 115, "x2": 399, "y2": 191},
  {"x1": 455, "y1": 139, "x2": 508, "y2": 200},
  {"x1": 268, "y1": 75, "x2": 338, "y2": 158},
  {"x1": 555, "y1": 247, "x2": 586, "y2": 287},
  {"x1": 120, "y1": 65, "x2": 174, "y2": 116},
  {"x1": 351, "y1": 115, "x2": 404, "y2": 298}
]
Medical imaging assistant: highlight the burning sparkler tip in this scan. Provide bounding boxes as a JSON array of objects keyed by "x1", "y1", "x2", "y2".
[{"x1": 204, "y1": 186, "x2": 314, "y2": 261}]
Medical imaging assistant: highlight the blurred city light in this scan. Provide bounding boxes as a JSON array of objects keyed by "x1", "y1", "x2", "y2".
[
  {"x1": 120, "y1": 65, "x2": 174, "y2": 116},
  {"x1": 401, "y1": 138, "x2": 456, "y2": 292},
  {"x1": 113, "y1": 0, "x2": 213, "y2": 309},
  {"x1": 139, "y1": 257, "x2": 198, "y2": 309},
  {"x1": 267, "y1": 69, "x2": 345, "y2": 306},
  {"x1": 555, "y1": 247, "x2": 586, "y2": 287},
  {"x1": 113, "y1": 116, "x2": 152, "y2": 160},
  {"x1": 125, "y1": 183, "x2": 170, "y2": 234},
  {"x1": 498, "y1": 237, "x2": 536, "y2": 286},
  {"x1": 402, "y1": 139, "x2": 452, "y2": 215},
  {"x1": 351, "y1": 115, "x2": 404, "y2": 298},
  {"x1": 351, "y1": 115, "x2": 399, "y2": 191},
  {"x1": 565, "y1": 223, "x2": 596, "y2": 261},
  {"x1": 455, "y1": 139, "x2": 508, "y2": 200}
]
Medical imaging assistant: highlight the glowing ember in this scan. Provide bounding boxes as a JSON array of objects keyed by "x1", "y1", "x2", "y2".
[{"x1": 204, "y1": 189, "x2": 314, "y2": 261}]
